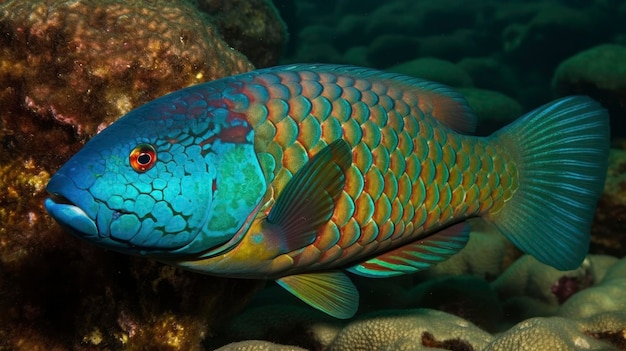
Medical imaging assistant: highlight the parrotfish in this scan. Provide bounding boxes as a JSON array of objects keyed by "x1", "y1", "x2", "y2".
[{"x1": 45, "y1": 64, "x2": 609, "y2": 318}]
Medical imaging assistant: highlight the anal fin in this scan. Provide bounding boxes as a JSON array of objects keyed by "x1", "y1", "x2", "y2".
[
  {"x1": 276, "y1": 271, "x2": 358, "y2": 319},
  {"x1": 347, "y1": 221, "x2": 470, "y2": 278}
]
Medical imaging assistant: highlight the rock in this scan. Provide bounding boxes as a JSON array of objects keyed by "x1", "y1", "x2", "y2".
[
  {"x1": 591, "y1": 148, "x2": 626, "y2": 257},
  {"x1": 553, "y1": 44, "x2": 626, "y2": 139},
  {"x1": 365, "y1": 35, "x2": 420, "y2": 68},
  {"x1": 457, "y1": 57, "x2": 519, "y2": 97},
  {"x1": 193, "y1": 0, "x2": 287, "y2": 68},
  {"x1": 386, "y1": 58, "x2": 473, "y2": 87},
  {"x1": 457, "y1": 88, "x2": 523, "y2": 136}
]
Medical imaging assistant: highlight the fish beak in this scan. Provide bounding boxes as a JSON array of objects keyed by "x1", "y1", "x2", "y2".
[
  {"x1": 45, "y1": 197, "x2": 98, "y2": 237},
  {"x1": 45, "y1": 174, "x2": 99, "y2": 237}
]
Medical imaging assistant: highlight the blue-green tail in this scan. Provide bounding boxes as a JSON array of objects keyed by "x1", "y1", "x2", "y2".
[{"x1": 488, "y1": 96, "x2": 609, "y2": 270}]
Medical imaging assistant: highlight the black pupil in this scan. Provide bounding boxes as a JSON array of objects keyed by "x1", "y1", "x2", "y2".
[{"x1": 137, "y1": 152, "x2": 151, "y2": 165}]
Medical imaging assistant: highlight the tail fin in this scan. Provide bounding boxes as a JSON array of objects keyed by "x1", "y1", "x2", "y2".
[{"x1": 487, "y1": 96, "x2": 609, "y2": 270}]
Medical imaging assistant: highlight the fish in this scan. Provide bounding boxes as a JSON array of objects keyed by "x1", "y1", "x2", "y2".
[{"x1": 44, "y1": 64, "x2": 610, "y2": 319}]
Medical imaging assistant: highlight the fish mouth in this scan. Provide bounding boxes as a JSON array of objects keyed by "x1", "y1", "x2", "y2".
[{"x1": 45, "y1": 192, "x2": 99, "y2": 237}]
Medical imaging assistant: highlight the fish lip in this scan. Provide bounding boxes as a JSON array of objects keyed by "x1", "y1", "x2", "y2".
[{"x1": 44, "y1": 192, "x2": 99, "y2": 237}]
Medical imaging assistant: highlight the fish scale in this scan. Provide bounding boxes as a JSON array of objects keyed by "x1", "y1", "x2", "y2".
[{"x1": 222, "y1": 68, "x2": 519, "y2": 273}]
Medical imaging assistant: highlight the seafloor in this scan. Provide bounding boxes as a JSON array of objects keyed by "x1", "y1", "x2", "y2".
[{"x1": 0, "y1": 0, "x2": 625, "y2": 350}]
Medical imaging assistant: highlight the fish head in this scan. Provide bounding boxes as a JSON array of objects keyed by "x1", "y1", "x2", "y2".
[{"x1": 45, "y1": 87, "x2": 267, "y2": 258}]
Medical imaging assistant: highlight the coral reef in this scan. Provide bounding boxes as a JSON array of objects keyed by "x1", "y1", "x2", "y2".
[
  {"x1": 193, "y1": 0, "x2": 287, "y2": 68},
  {"x1": 0, "y1": 0, "x2": 285, "y2": 349}
]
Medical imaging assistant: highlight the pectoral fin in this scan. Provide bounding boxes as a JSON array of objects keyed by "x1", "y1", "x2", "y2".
[
  {"x1": 347, "y1": 221, "x2": 470, "y2": 278},
  {"x1": 276, "y1": 271, "x2": 358, "y2": 319},
  {"x1": 264, "y1": 139, "x2": 352, "y2": 252}
]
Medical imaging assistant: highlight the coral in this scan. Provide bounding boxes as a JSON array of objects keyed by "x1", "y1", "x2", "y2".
[
  {"x1": 326, "y1": 309, "x2": 493, "y2": 351},
  {"x1": 214, "y1": 340, "x2": 308, "y2": 351},
  {"x1": 193, "y1": 0, "x2": 287, "y2": 68},
  {"x1": 483, "y1": 316, "x2": 621, "y2": 351},
  {"x1": 553, "y1": 44, "x2": 626, "y2": 139}
]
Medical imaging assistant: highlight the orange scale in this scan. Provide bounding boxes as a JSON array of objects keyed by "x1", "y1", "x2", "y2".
[
  {"x1": 468, "y1": 155, "x2": 481, "y2": 174},
  {"x1": 455, "y1": 152, "x2": 470, "y2": 172},
  {"x1": 283, "y1": 142, "x2": 308, "y2": 174},
  {"x1": 420, "y1": 159, "x2": 436, "y2": 186},
  {"x1": 342, "y1": 86, "x2": 362, "y2": 104},
  {"x1": 377, "y1": 220, "x2": 395, "y2": 241},
  {"x1": 273, "y1": 167, "x2": 294, "y2": 194},
  {"x1": 292, "y1": 246, "x2": 322, "y2": 267},
  {"x1": 371, "y1": 80, "x2": 388, "y2": 95},
  {"x1": 391, "y1": 219, "x2": 405, "y2": 239},
  {"x1": 372, "y1": 144, "x2": 390, "y2": 171},
  {"x1": 314, "y1": 221, "x2": 341, "y2": 251},
  {"x1": 352, "y1": 143, "x2": 372, "y2": 174},
  {"x1": 331, "y1": 98, "x2": 352, "y2": 123},
  {"x1": 372, "y1": 194, "x2": 392, "y2": 224},
  {"x1": 266, "y1": 141, "x2": 283, "y2": 166},
  {"x1": 351, "y1": 100, "x2": 369, "y2": 124},
  {"x1": 480, "y1": 154, "x2": 494, "y2": 172},
  {"x1": 424, "y1": 206, "x2": 442, "y2": 227},
  {"x1": 410, "y1": 178, "x2": 427, "y2": 208},
  {"x1": 460, "y1": 171, "x2": 476, "y2": 189},
  {"x1": 390, "y1": 197, "x2": 404, "y2": 223},
  {"x1": 439, "y1": 205, "x2": 454, "y2": 223},
  {"x1": 336, "y1": 75, "x2": 355, "y2": 88},
  {"x1": 362, "y1": 120, "x2": 382, "y2": 149},
  {"x1": 297, "y1": 70, "x2": 320, "y2": 82},
  {"x1": 491, "y1": 186, "x2": 504, "y2": 203},
  {"x1": 364, "y1": 167, "x2": 384, "y2": 201},
  {"x1": 357, "y1": 220, "x2": 379, "y2": 246},
  {"x1": 289, "y1": 95, "x2": 313, "y2": 122},
  {"x1": 243, "y1": 83, "x2": 270, "y2": 105},
  {"x1": 396, "y1": 173, "x2": 412, "y2": 205},
  {"x1": 254, "y1": 73, "x2": 281, "y2": 86},
  {"x1": 283, "y1": 81, "x2": 302, "y2": 97},
  {"x1": 362, "y1": 90, "x2": 380, "y2": 107},
  {"x1": 381, "y1": 127, "x2": 399, "y2": 151},
  {"x1": 487, "y1": 172, "x2": 500, "y2": 189},
  {"x1": 254, "y1": 120, "x2": 277, "y2": 144},
  {"x1": 460, "y1": 140, "x2": 473, "y2": 155},
  {"x1": 332, "y1": 191, "x2": 356, "y2": 227},
  {"x1": 322, "y1": 83, "x2": 343, "y2": 101},
  {"x1": 442, "y1": 144, "x2": 456, "y2": 169},
  {"x1": 353, "y1": 192, "x2": 375, "y2": 225},
  {"x1": 401, "y1": 201, "x2": 415, "y2": 223},
  {"x1": 412, "y1": 205, "x2": 427, "y2": 228},
  {"x1": 493, "y1": 154, "x2": 505, "y2": 173},
  {"x1": 413, "y1": 137, "x2": 429, "y2": 161},
  {"x1": 427, "y1": 141, "x2": 443, "y2": 163},
  {"x1": 448, "y1": 168, "x2": 462, "y2": 189},
  {"x1": 405, "y1": 154, "x2": 421, "y2": 183},
  {"x1": 246, "y1": 104, "x2": 269, "y2": 126},
  {"x1": 397, "y1": 131, "x2": 413, "y2": 157},
  {"x1": 489, "y1": 198, "x2": 504, "y2": 215},
  {"x1": 318, "y1": 72, "x2": 338, "y2": 84},
  {"x1": 297, "y1": 116, "x2": 321, "y2": 150},
  {"x1": 266, "y1": 98, "x2": 289, "y2": 124},
  {"x1": 403, "y1": 112, "x2": 419, "y2": 136},
  {"x1": 432, "y1": 126, "x2": 447, "y2": 143},
  {"x1": 318, "y1": 245, "x2": 343, "y2": 264},
  {"x1": 423, "y1": 182, "x2": 440, "y2": 211},
  {"x1": 267, "y1": 83, "x2": 290, "y2": 100},
  {"x1": 479, "y1": 196, "x2": 493, "y2": 213},
  {"x1": 278, "y1": 71, "x2": 301, "y2": 84},
  {"x1": 353, "y1": 78, "x2": 372, "y2": 92},
  {"x1": 383, "y1": 170, "x2": 398, "y2": 199},
  {"x1": 370, "y1": 105, "x2": 388, "y2": 128},
  {"x1": 342, "y1": 118, "x2": 363, "y2": 146},
  {"x1": 321, "y1": 117, "x2": 343, "y2": 141},
  {"x1": 310, "y1": 96, "x2": 332, "y2": 121},
  {"x1": 435, "y1": 162, "x2": 450, "y2": 185},
  {"x1": 274, "y1": 116, "x2": 299, "y2": 147},
  {"x1": 378, "y1": 94, "x2": 394, "y2": 112},
  {"x1": 387, "y1": 110, "x2": 405, "y2": 132},
  {"x1": 345, "y1": 166, "x2": 364, "y2": 199},
  {"x1": 337, "y1": 218, "x2": 361, "y2": 248},
  {"x1": 389, "y1": 150, "x2": 406, "y2": 179},
  {"x1": 301, "y1": 80, "x2": 323, "y2": 99},
  {"x1": 394, "y1": 99, "x2": 410, "y2": 117}
]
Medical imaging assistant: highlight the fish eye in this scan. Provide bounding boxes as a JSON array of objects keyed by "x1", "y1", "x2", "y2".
[{"x1": 129, "y1": 144, "x2": 157, "y2": 172}]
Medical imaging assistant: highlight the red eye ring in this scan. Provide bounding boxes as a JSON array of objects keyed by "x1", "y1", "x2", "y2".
[{"x1": 130, "y1": 144, "x2": 157, "y2": 173}]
